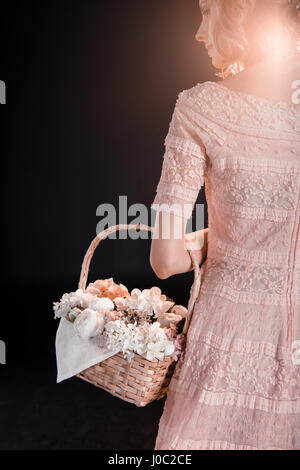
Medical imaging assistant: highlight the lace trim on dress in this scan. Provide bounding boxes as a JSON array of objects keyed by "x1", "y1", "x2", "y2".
[
  {"x1": 210, "y1": 156, "x2": 300, "y2": 222},
  {"x1": 205, "y1": 81, "x2": 300, "y2": 113},
  {"x1": 215, "y1": 155, "x2": 300, "y2": 172},
  {"x1": 216, "y1": 239, "x2": 289, "y2": 267},
  {"x1": 200, "y1": 258, "x2": 289, "y2": 305},
  {"x1": 169, "y1": 380, "x2": 300, "y2": 415},
  {"x1": 175, "y1": 91, "x2": 228, "y2": 147},
  {"x1": 189, "y1": 82, "x2": 300, "y2": 138},
  {"x1": 164, "y1": 134, "x2": 206, "y2": 160},
  {"x1": 170, "y1": 330, "x2": 300, "y2": 414},
  {"x1": 218, "y1": 171, "x2": 298, "y2": 211}
]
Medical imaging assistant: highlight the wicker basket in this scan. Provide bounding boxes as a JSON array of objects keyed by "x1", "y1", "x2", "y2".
[{"x1": 76, "y1": 223, "x2": 202, "y2": 407}]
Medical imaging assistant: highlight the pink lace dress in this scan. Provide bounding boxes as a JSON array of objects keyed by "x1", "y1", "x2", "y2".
[{"x1": 151, "y1": 81, "x2": 300, "y2": 450}]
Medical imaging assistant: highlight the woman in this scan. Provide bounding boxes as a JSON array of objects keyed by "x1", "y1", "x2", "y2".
[{"x1": 150, "y1": 0, "x2": 300, "y2": 450}]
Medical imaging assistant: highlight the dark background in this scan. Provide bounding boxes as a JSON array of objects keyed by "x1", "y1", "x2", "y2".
[{"x1": 0, "y1": 0, "x2": 213, "y2": 450}]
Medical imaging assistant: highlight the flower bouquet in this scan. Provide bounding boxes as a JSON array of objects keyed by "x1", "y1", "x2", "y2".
[
  {"x1": 53, "y1": 279, "x2": 187, "y2": 364},
  {"x1": 53, "y1": 224, "x2": 201, "y2": 407}
]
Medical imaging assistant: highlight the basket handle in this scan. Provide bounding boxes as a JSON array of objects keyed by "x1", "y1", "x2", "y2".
[{"x1": 78, "y1": 223, "x2": 202, "y2": 336}]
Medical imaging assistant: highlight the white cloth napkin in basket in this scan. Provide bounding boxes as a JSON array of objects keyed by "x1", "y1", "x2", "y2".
[{"x1": 55, "y1": 317, "x2": 121, "y2": 383}]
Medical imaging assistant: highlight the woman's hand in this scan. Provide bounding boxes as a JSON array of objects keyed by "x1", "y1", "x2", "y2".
[{"x1": 184, "y1": 228, "x2": 208, "y2": 273}]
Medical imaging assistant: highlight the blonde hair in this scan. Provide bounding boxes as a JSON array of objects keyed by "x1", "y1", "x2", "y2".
[{"x1": 211, "y1": 0, "x2": 300, "y2": 77}]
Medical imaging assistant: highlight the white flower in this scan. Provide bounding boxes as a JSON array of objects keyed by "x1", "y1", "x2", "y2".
[
  {"x1": 146, "y1": 342, "x2": 164, "y2": 361},
  {"x1": 88, "y1": 297, "x2": 114, "y2": 311},
  {"x1": 101, "y1": 319, "x2": 138, "y2": 360},
  {"x1": 144, "y1": 335, "x2": 175, "y2": 361},
  {"x1": 74, "y1": 308, "x2": 106, "y2": 339},
  {"x1": 72, "y1": 289, "x2": 95, "y2": 308},
  {"x1": 53, "y1": 289, "x2": 96, "y2": 319},
  {"x1": 164, "y1": 341, "x2": 175, "y2": 356},
  {"x1": 148, "y1": 322, "x2": 165, "y2": 341},
  {"x1": 69, "y1": 307, "x2": 81, "y2": 322},
  {"x1": 99, "y1": 318, "x2": 175, "y2": 363},
  {"x1": 135, "y1": 322, "x2": 175, "y2": 361},
  {"x1": 135, "y1": 342, "x2": 147, "y2": 355},
  {"x1": 53, "y1": 300, "x2": 71, "y2": 319},
  {"x1": 148, "y1": 323, "x2": 175, "y2": 359},
  {"x1": 140, "y1": 287, "x2": 175, "y2": 316},
  {"x1": 119, "y1": 287, "x2": 175, "y2": 317},
  {"x1": 126, "y1": 289, "x2": 153, "y2": 313}
]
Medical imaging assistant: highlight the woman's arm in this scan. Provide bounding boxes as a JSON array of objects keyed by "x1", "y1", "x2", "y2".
[{"x1": 150, "y1": 210, "x2": 208, "y2": 279}]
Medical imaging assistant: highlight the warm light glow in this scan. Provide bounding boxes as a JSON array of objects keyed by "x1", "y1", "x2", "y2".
[{"x1": 196, "y1": 0, "x2": 300, "y2": 78}]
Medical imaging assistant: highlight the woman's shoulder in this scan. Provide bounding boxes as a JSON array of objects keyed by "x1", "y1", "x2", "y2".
[
  {"x1": 179, "y1": 77, "x2": 300, "y2": 136},
  {"x1": 178, "y1": 81, "x2": 226, "y2": 110},
  {"x1": 178, "y1": 80, "x2": 245, "y2": 115}
]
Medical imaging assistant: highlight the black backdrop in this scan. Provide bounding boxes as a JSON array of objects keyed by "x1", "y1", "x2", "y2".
[{"x1": 0, "y1": 0, "x2": 213, "y2": 450}]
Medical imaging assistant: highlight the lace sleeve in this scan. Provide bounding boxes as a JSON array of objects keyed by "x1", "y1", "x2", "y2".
[{"x1": 151, "y1": 89, "x2": 209, "y2": 220}]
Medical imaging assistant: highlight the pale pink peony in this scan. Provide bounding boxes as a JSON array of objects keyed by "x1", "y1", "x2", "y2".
[
  {"x1": 156, "y1": 312, "x2": 182, "y2": 328},
  {"x1": 170, "y1": 305, "x2": 188, "y2": 318},
  {"x1": 85, "y1": 277, "x2": 130, "y2": 301},
  {"x1": 132, "y1": 287, "x2": 174, "y2": 315},
  {"x1": 113, "y1": 286, "x2": 175, "y2": 316}
]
